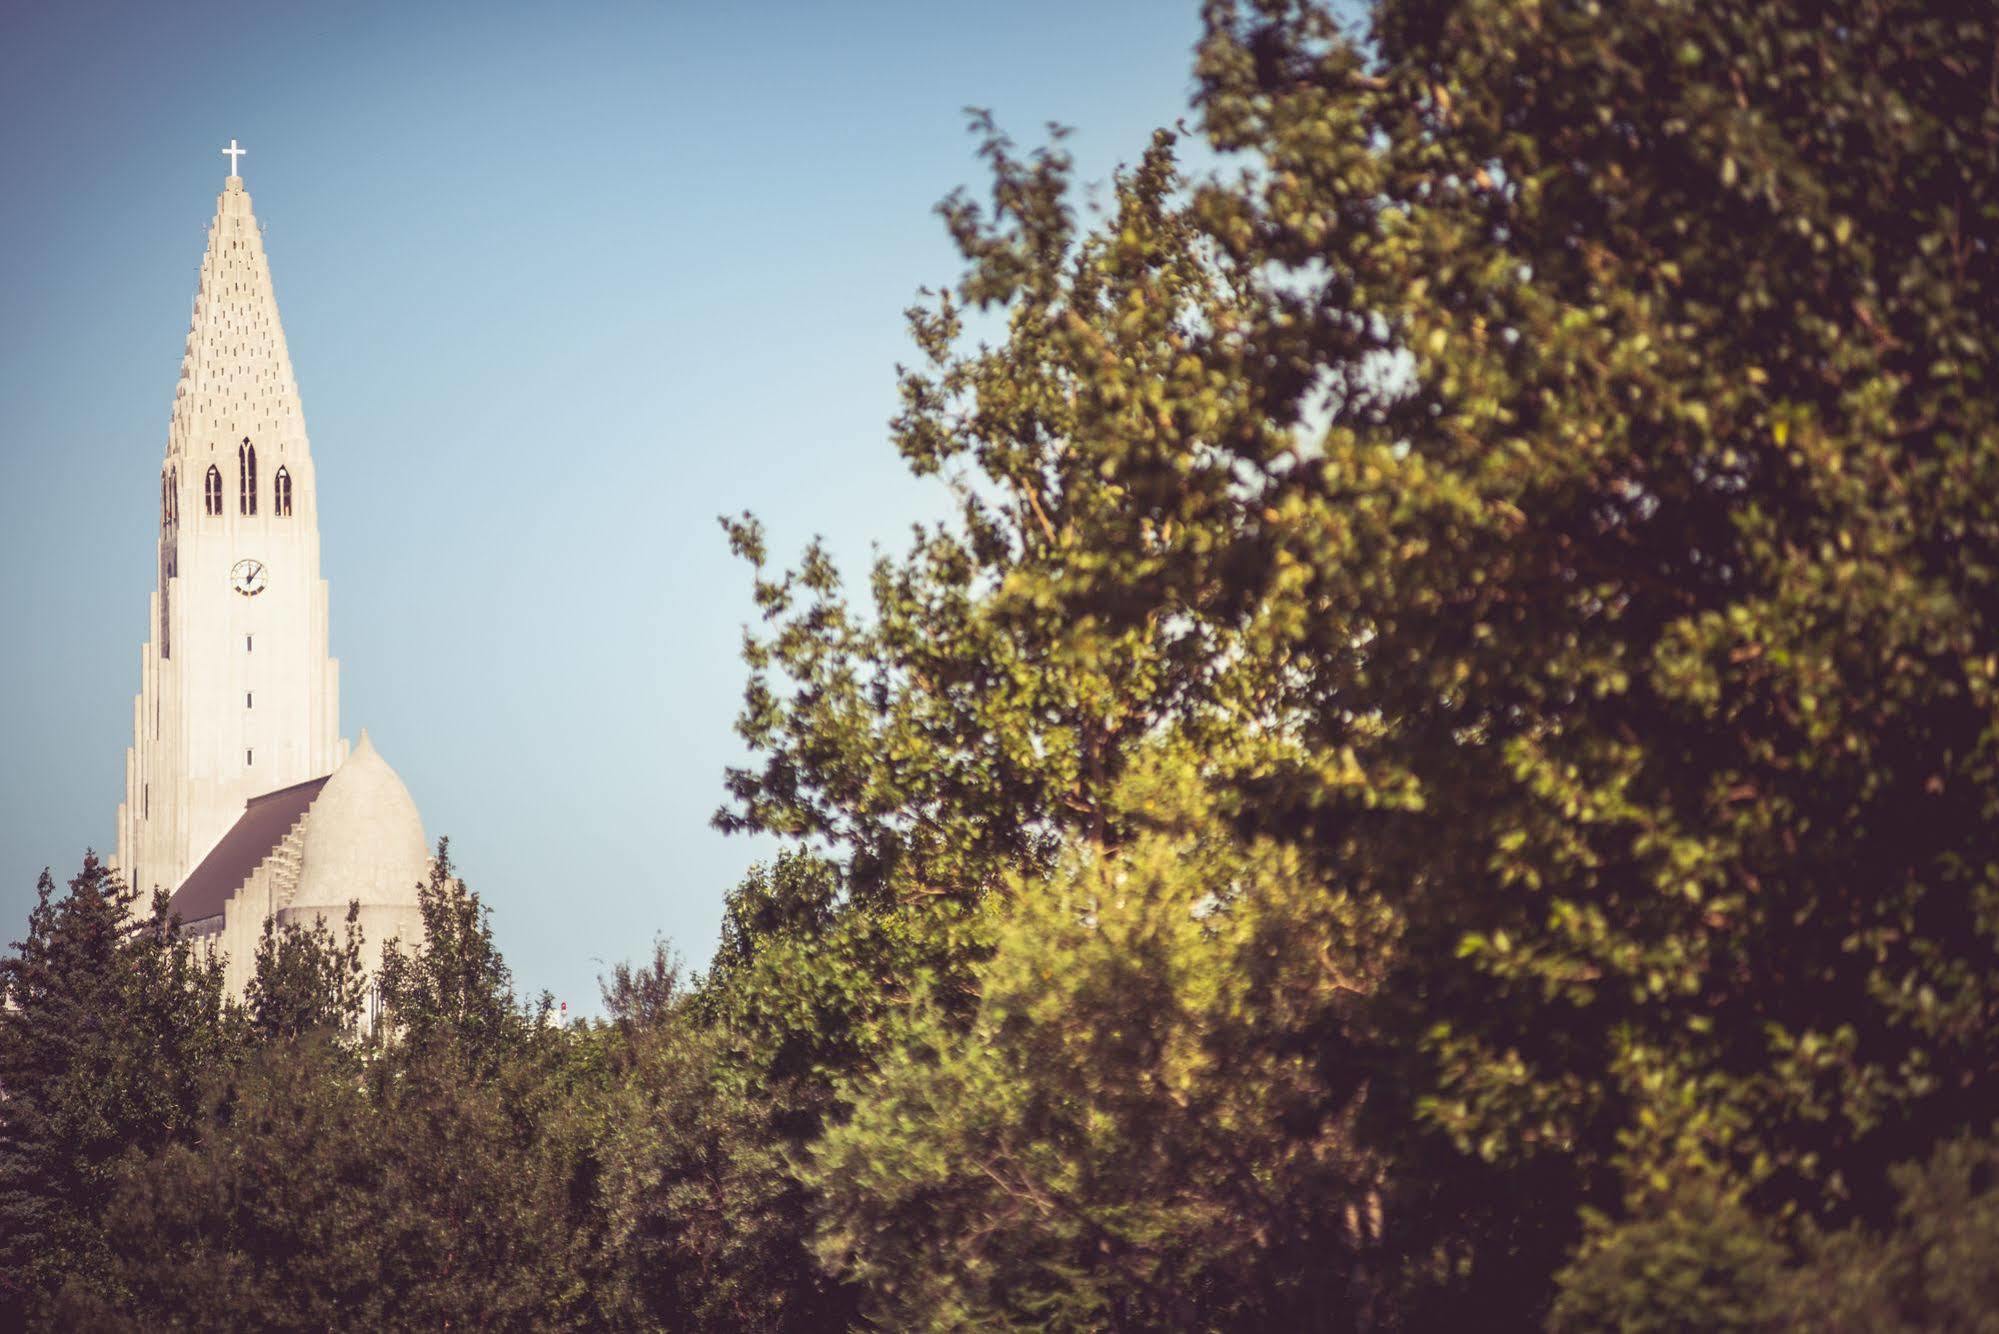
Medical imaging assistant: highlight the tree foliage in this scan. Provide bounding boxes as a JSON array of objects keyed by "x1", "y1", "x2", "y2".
[
  {"x1": 377, "y1": 839, "x2": 529, "y2": 1064},
  {"x1": 0, "y1": 858, "x2": 234, "y2": 1321},
  {"x1": 807, "y1": 756, "x2": 1390, "y2": 1330},
  {"x1": 715, "y1": 0, "x2": 1999, "y2": 1320},
  {"x1": 591, "y1": 944, "x2": 859, "y2": 1331},
  {"x1": 68, "y1": 852, "x2": 608, "y2": 1331},
  {"x1": 83, "y1": 1031, "x2": 601, "y2": 1331},
  {"x1": 244, "y1": 902, "x2": 369, "y2": 1043}
]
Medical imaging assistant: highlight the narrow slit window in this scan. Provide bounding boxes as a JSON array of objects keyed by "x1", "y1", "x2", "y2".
[
  {"x1": 274, "y1": 467, "x2": 292, "y2": 517},
  {"x1": 246, "y1": 692, "x2": 253, "y2": 709},
  {"x1": 246, "y1": 634, "x2": 253, "y2": 652},
  {"x1": 238, "y1": 440, "x2": 257, "y2": 515},
  {"x1": 246, "y1": 749, "x2": 253, "y2": 766},
  {"x1": 204, "y1": 466, "x2": 223, "y2": 515}
]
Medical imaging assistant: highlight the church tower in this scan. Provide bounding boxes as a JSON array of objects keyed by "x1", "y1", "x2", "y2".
[{"x1": 116, "y1": 147, "x2": 343, "y2": 899}]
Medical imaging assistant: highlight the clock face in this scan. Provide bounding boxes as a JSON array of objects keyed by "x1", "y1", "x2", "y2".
[{"x1": 230, "y1": 558, "x2": 268, "y2": 596}]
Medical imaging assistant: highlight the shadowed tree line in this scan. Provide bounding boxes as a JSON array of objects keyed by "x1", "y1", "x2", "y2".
[{"x1": 7, "y1": 0, "x2": 1999, "y2": 1326}]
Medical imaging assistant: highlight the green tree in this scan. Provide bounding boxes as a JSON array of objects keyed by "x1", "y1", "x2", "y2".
[
  {"x1": 83, "y1": 1032, "x2": 600, "y2": 1332},
  {"x1": 1787, "y1": 1131, "x2": 1999, "y2": 1331},
  {"x1": 244, "y1": 902, "x2": 369, "y2": 1043},
  {"x1": 710, "y1": 116, "x2": 1319, "y2": 1323},
  {"x1": 807, "y1": 756, "x2": 1389, "y2": 1331},
  {"x1": 0, "y1": 857, "x2": 237, "y2": 1320},
  {"x1": 1188, "y1": 0, "x2": 1999, "y2": 1307},
  {"x1": 78, "y1": 1035, "x2": 394, "y2": 1331},
  {"x1": 81, "y1": 848, "x2": 604, "y2": 1331},
  {"x1": 377, "y1": 839, "x2": 530, "y2": 1066},
  {"x1": 692, "y1": 853, "x2": 994, "y2": 1326},
  {"x1": 1549, "y1": 1181, "x2": 1790, "y2": 1334},
  {"x1": 1551, "y1": 1131, "x2": 1999, "y2": 1332},
  {"x1": 591, "y1": 944, "x2": 859, "y2": 1331},
  {"x1": 724, "y1": 0, "x2": 1999, "y2": 1319},
  {"x1": 716, "y1": 118, "x2": 1264, "y2": 913}
]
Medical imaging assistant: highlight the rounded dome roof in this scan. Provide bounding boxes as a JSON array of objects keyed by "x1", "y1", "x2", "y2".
[{"x1": 292, "y1": 729, "x2": 430, "y2": 912}]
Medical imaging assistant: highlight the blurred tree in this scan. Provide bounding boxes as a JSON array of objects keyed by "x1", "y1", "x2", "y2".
[
  {"x1": 1786, "y1": 1130, "x2": 1999, "y2": 1330},
  {"x1": 1189, "y1": 0, "x2": 1999, "y2": 1309},
  {"x1": 1548, "y1": 1181, "x2": 1790, "y2": 1334},
  {"x1": 725, "y1": 0, "x2": 1999, "y2": 1318},
  {"x1": 1552, "y1": 1131, "x2": 1999, "y2": 1331}
]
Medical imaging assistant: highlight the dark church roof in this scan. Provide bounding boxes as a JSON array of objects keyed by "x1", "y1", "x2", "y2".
[{"x1": 170, "y1": 775, "x2": 331, "y2": 926}]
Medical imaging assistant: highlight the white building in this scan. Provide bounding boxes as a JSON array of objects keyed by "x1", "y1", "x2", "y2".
[{"x1": 113, "y1": 145, "x2": 429, "y2": 998}]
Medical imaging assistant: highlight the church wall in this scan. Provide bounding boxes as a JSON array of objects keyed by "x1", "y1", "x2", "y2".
[
  {"x1": 199, "y1": 800, "x2": 313, "y2": 998},
  {"x1": 117, "y1": 177, "x2": 341, "y2": 899},
  {"x1": 117, "y1": 163, "x2": 427, "y2": 1014}
]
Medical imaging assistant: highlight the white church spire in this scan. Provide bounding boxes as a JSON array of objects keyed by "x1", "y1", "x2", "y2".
[
  {"x1": 116, "y1": 153, "x2": 343, "y2": 900},
  {"x1": 167, "y1": 152, "x2": 312, "y2": 477}
]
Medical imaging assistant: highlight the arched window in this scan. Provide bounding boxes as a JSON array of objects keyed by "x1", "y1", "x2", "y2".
[
  {"x1": 274, "y1": 467, "x2": 292, "y2": 517},
  {"x1": 160, "y1": 467, "x2": 179, "y2": 578},
  {"x1": 238, "y1": 441, "x2": 257, "y2": 515},
  {"x1": 160, "y1": 466, "x2": 179, "y2": 657},
  {"x1": 204, "y1": 466, "x2": 223, "y2": 515}
]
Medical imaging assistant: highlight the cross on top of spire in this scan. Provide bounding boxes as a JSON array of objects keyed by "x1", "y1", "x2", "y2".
[{"x1": 222, "y1": 139, "x2": 246, "y2": 177}]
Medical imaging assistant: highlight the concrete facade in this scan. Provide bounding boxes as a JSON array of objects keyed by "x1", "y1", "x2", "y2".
[
  {"x1": 176, "y1": 732, "x2": 432, "y2": 1000},
  {"x1": 114, "y1": 163, "x2": 430, "y2": 1002},
  {"x1": 282, "y1": 729, "x2": 430, "y2": 985},
  {"x1": 116, "y1": 174, "x2": 342, "y2": 901}
]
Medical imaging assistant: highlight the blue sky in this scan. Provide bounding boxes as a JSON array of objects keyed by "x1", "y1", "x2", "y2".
[{"x1": 0, "y1": 1, "x2": 1212, "y2": 1009}]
